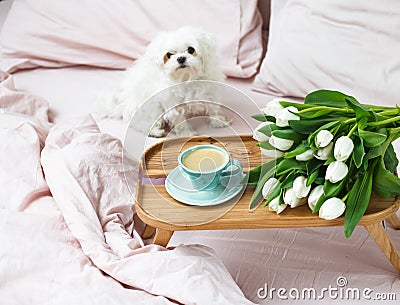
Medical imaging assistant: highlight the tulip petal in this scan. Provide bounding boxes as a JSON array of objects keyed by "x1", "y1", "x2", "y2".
[
  {"x1": 260, "y1": 148, "x2": 285, "y2": 158},
  {"x1": 268, "y1": 196, "x2": 280, "y2": 212},
  {"x1": 295, "y1": 149, "x2": 315, "y2": 161},
  {"x1": 308, "y1": 185, "x2": 324, "y2": 211},
  {"x1": 263, "y1": 98, "x2": 284, "y2": 117},
  {"x1": 275, "y1": 106, "x2": 300, "y2": 127},
  {"x1": 325, "y1": 161, "x2": 348, "y2": 183},
  {"x1": 315, "y1": 130, "x2": 333, "y2": 148},
  {"x1": 262, "y1": 178, "x2": 280, "y2": 199},
  {"x1": 269, "y1": 135, "x2": 294, "y2": 151},
  {"x1": 319, "y1": 197, "x2": 345, "y2": 220},
  {"x1": 253, "y1": 122, "x2": 272, "y2": 142},
  {"x1": 293, "y1": 176, "x2": 311, "y2": 198},
  {"x1": 314, "y1": 142, "x2": 333, "y2": 160},
  {"x1": 334, "y1": 136, "x2": 354, "y2": 161}
]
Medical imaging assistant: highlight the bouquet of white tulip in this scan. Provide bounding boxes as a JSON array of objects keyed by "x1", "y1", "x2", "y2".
[{"x1": 247, "y1": 90, "x2": 400, "y2": 237}]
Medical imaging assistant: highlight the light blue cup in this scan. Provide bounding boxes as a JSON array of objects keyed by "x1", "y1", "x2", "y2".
[{"x1": 178, "y1": 145, "x2": 243, "y2": 191}]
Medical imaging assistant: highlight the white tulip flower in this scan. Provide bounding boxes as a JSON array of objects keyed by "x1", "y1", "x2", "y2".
[
  {"x1": 308, "y1": 185, "x2": 324, "y2": 211},
  {"x1": 315, "y1": 130, "x2": 333, "y2": 148},
  {"x1": 263, "y1": 98, "x2": 284, "y2": 117},
  {"x1": 262, "y1": 178, "x2": 280, "y2": 199},
  {"x1": 325, "y1": 161, "x2": 348, "y2": 183},
  {"x1": 295, "y1": 149, "x2": 315, "y2": 161},
  {"x1": 269, "y1": 135, "x2": 294, "y2": 151},
  {"x1": 319, "y1": 197, "x2": 346, "y2": 220},
  {"x1": 268, "y1": 196, "x2": 288, "y2": 214},
  {"x1": 314, "y1": 142, "x2": 333, "y2": 160},
  {"x1": 275, "y1": 106, "x2": 300, "y2": 127},
  {"x1": 284, "y1": 187, "x2": 306, "y2": 208},
  {"x1": 334, "y1": 136, "x2": 354, "y2": 161},
  {"x1": 260, "y1": 147, "x2": 285, "y2": 158},
  {"x1": 253, "y1": 122, "x2": 272, "y2": 142},
  {"x1": 293, "y1": 176, "x2": 311, "y2": 198}
]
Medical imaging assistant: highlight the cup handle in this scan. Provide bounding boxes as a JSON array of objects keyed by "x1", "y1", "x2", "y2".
[{"x1": 220, "y1": 159, "x2": 243, "y2": 187}]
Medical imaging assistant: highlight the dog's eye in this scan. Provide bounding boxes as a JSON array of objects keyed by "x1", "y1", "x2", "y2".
[
  {"x1": 187, "y1": 47, "x2": 195, "y2": 54},
  {"x1": 164, "y1": 52, "x2": 174, "y2": 64}
]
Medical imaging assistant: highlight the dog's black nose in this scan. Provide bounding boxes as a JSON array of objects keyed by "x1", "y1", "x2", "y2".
[{"x1": 177, "y1": 56, "x2": 186, "y2": 64}]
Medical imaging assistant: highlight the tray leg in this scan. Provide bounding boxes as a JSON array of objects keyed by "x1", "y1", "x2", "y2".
[
  {"x1": 387, "y1": 214, "x2": 400, "y2": 230},
  {"x1": 142, "y1": 224, "x2": 156, "y2": 239},
  {"x1": 153, "y1": 229, "x2": 174, "y2": 247},
  {"x1": 364, "y1": 222, "x2": 400, "y2": 273}
]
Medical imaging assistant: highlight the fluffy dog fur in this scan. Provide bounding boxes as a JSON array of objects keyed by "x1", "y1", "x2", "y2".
[{"x1": 97, "y1": 26, "x2": 231, "y2": 137}]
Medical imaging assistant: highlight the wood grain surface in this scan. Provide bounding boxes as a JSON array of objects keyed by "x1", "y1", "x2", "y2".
[{"x1": 136, "y1": 134, "x2": 400, "y2": 231}]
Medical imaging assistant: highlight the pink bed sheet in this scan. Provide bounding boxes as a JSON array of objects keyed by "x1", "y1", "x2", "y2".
[
  {"x1": 0, "y1": 70, "x2": 256, "y2": 305},
  {"x1": 3, "y1": 66, "x2": 400, "y2": 304}
]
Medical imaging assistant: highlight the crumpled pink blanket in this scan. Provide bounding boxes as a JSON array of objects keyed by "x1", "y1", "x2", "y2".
[{"x1": 0, "y1": 69, "x2": 256, "y2": 305}]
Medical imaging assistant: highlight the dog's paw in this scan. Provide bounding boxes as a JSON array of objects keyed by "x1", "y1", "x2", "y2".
[
  {"x1": 148, "y1": 128, "x2": 168, "y2": 138},
  {"x1": 210, "y1": 116, "x2": 232, "y2": 128}
]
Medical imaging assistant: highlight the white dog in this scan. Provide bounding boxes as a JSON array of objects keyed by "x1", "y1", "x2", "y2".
[{"x1": 97, "y1": 26, "x2": 231, "y2": 137}]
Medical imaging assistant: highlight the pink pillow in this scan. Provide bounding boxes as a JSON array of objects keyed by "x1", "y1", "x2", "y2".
[
  {"x1": 253, "y1": 0, "x2": 400, "y2": 106},
  {"x1": 0, "y1": 0, "x2": 263, "y2": 78}
]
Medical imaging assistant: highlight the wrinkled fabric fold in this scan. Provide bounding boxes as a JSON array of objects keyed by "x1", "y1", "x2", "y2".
[{"x1": 0, "y1": 70, "x2": 256, "y2": 305}]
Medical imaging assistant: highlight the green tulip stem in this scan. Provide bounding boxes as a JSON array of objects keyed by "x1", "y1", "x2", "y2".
[
  {"x1": 375, "y1": 109, "x2": 400, "y2": 116},
  {"x1": 369, "y1": 116, "x2": 400, "y2": 127},
  {"x1": 343, "y1": 118, "x2": 356, "y2": 124},
  {"x1": 390, "y1": 126, "x2": 400, "y2": 134},
  {"x1": 298, "y1": 106, "x2": 353, "y2": 114},
  {"x1": 342, "y1": 191, "x2": 350, "y2": 202},
  {"x1": 347, "y1": 124, "x2": 358, "y2": 137},
  {"x1": 366, "y1": 105, "x2": 397, "y2": 111}
]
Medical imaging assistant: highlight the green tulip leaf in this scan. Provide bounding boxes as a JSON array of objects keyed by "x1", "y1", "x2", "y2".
[
  {"x1": 249, "y1": 167, "x2": 277, "y2": 210},
  {"x1": 252, "y1": 114, "x2": 276, "y2": 123},
  {"x1": 257, "y1": 123, "x2": 280, "y2": 137},
  {"x1": 314, "y1": 177, "x2": 325, "y2": 185},
  {"x1": 358, "y1": 129, "x2": 387, "y2": 148},
  {"x1": 313, "y1": 178, "x2": 348, "y2": 213},
  {"x1": 373, "y1": 158, "x2": 400, "y2": 199},
  {"x1": 384, "y1": 143, "x2": 399, "y2": 173},
  {"x1": 357, "y1": 117, "x2": 369, "y2": 129},
  {"x1": 323, "y1": 153, "x2": 336, "y2": 165},
  {"x1": 257, "y1": 141, "x2": 276, "y2": 150},
  {"x1": 263, "y1": 186, "x2": 282, "y2": 206},
  {"x1": 289, "y1": 118, "x2": 339, "y2": 135},
  {"x1": 352, "y1": 135, "x2": 365, "y2": 169},
  {"x1": 278, "y1": 190, "x2": 285, "y2": 206},
  {"x1": 276, "y1": 158, "x2": 307, "y2": 176},
  {"x1": 305, "y1": 89, "x2": 349, "y2": 108},
  {"x1": 272, "y1": 129, "x2": 305, "y2": 143},
  {"x1": 279, "y1": 101, "x2": 312, "y2": 110},
  {"x1": 280, "y1": 171, "x2": 297, "y2": 189},
  {"x1": 306, "y1": 169, "x2": 320, "y2": 187},
  {"x1": 344, "y1": 162, "x2": 375, "y2": 238},
  {"x1": 296, "y1": 109, "x2": 334, "y2": 119},
  {"x1": 345, "y1": 97, "x2": 376, "y2": 122},
  {"x1": 284, "y1": 144, "x2": 309, "y2": 159},
  {"x1": 363, "y1": 144, "x2": 385, "y2": 171},
  {"x1": 306, "y1": 158, "x2": 324, "y2": 175},
  {"x1": 242, "y1": 159, "x2": 278, "y2": 185}
]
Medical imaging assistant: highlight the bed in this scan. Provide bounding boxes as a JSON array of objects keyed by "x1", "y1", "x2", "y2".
[{"x1": 1, "y1": 1, "x2": 400, "y2": 304}]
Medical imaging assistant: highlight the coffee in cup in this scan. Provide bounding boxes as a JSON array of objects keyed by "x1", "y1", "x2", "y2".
[
  {"x1": 182, "y1": 148, "x2": 227, "y2": 172},
  {"x1": 178, "y1": 145, "x2": 243, "y2": 191}
]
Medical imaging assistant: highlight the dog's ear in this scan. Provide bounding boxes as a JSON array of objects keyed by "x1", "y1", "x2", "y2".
[
  {"x1": 197, "y1": 31, "x2": 226, "y2": 82},
  {"x1": 143, "y1": 32, "x2": 168, "y2": 66}
]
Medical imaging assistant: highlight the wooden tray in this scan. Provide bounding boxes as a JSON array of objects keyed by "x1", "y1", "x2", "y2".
[{"x1": 135, "y1": 135, "x2": 400, "y2": 272}]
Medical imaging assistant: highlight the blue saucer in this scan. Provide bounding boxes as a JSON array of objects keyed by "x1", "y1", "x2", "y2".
[{"x1": 165, "y1": 166, "x2": 245, "y2": 206}]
